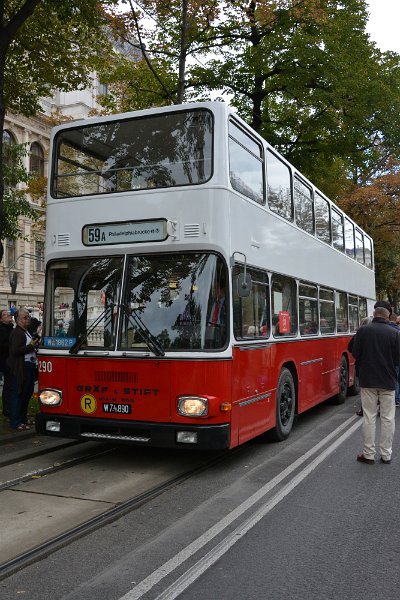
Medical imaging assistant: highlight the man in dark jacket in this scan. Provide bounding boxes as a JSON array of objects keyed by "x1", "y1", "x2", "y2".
[{"x1": 350, "y1": 302, "x2": 400, "y2": 464}]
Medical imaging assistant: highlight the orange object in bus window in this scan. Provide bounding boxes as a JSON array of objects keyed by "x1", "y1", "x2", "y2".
[{"x1": 279, "y1": 311, "x2": 290, "y2": 333}]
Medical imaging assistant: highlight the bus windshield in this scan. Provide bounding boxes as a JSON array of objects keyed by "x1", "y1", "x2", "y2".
[
  {"x1": 43, "y1": 253, "x2": 227, "y2": 352},
  {"x1": 52, "y1": 109, "x2": 213, "y2": 198}
]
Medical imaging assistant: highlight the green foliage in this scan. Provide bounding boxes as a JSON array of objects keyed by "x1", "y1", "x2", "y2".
[
  {"x1": 106, "y1": 1, "x2": 400, "y2": 202},
  {"x1": 3, "y1": 0, "x2": 116, "y2": 116},
  {"x1": 2, "y1": 143, "x2": 40, "y2": 239}
]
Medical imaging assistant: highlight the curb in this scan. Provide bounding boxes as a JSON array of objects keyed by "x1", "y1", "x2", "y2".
[{"x1": 0, "y1": 428, "x2": 36, "y2": 446}]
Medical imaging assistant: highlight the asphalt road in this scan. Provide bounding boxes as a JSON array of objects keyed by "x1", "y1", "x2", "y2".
[{"x1": 2, "y1": 396, "x2": 399, "y2": 600}]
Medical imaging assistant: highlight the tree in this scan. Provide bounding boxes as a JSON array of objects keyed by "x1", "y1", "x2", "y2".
[
  {"x1": 2, "y1": 142, "x2": 41, "y2": 239},
  {"x1": 0, "y1": 0, "x2": 117, "y2": 261},
  {"x1": 97, "y1": 0, "x2": 222, "y2": 111},
  {"x1": 103, "y1": 1, "x2": 400, "y2": 203},
  {"x1": 338, "y1": 164, "x2": 400, "y2": 309},
  {"x1": 188, "y1": 0, "x2": 400, "y2": 198}
]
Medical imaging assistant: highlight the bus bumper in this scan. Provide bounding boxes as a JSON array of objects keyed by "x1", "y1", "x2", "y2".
[{"x1": 35, "y1": 413, "x2": 231, "y2": 450}]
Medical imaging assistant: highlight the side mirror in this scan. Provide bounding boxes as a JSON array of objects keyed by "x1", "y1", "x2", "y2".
[{"x1": 237, "y1": 273, "x2": 251, "y2": 297}]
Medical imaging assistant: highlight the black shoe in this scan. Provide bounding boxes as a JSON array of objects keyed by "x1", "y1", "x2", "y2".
[
  {"x1": 357, "y1": 454, "x2": 374, "y2": 464},
  {"x1": 380, "y1": 457, "x2": 392, "y2": 464}
]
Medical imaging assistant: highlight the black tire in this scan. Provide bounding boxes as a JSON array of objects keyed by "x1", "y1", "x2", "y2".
[
  {"x1": 348, "y1": 370, "x2": 360, "y2": 396},
  {"x1": 269, "y1": 368, "x2": 296, "y2": 441},
  {"x1": 333, "y1": 356, "x2": 348, "y2": 404}
]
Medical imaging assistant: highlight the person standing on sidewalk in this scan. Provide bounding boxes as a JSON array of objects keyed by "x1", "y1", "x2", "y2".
[
  {"x1": 350, "y1": 301, "x2": 400, "y2": 464},
  {"x1": 388, "y1": 312, "x2": 400, "y2": 406},
  {"x1": 0, "y1": 309, "x2": 14, "y2": 417},
  {"x1": 7, "y1": 309, "x2": 39, "y2": 431}
]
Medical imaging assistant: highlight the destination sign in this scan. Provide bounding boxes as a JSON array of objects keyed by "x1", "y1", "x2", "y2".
[{"x1": 82, "y1": 219, "x2": 167, "y2": 246}]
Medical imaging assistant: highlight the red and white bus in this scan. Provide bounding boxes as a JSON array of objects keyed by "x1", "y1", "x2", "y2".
[{"x1": 36, "y1": 101, "x2": 375, "y2": 449}]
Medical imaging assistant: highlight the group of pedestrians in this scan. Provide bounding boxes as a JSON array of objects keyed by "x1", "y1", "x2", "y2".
[
  {"x1": 349, "y1": 300, "x2": 400, "y2": 465},
  {"x1": 0, "y1": 308, "x2": 41, "y2": 431}
]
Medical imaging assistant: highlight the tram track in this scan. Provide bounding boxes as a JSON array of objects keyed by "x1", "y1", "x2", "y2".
[
  {"x1": 0, "y1": 438, "x2": 84, "y2": 469},
  {"x1": 0, "y1": 443, "x2": 116, "y2": 491},
  {"x1": 0, "y1": 446, "x2": 237, "y2": 581}
]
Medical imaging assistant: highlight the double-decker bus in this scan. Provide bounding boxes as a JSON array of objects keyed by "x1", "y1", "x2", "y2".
[{"x1": 36, "y1": 101, "x2": 375, "y2": 449}]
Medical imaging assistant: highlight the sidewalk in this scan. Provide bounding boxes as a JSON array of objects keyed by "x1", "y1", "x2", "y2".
[
  {"x1": 0, "y1": 413, "x2": 36, "y2": 445},
  {"x1": 0, "y1": 381, "x2": 38, "y2": 446}
]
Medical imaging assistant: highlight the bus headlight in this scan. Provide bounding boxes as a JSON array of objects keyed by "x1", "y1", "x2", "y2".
[
  {"x1": 39, "y1": 389, "x2": 63, "y2": 406},
  {"x1": 177, "y1": 396, "x2": 208, "y2": 417}
]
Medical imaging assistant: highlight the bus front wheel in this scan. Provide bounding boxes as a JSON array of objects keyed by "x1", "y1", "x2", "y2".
[{"x1": 270, "y1": 368, "x2": 296, "y2": 441}]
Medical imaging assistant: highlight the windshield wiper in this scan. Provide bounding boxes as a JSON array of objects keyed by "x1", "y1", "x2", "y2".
[
  {"x1": 69, "y1": 306, "x2": 113, "y2": 355},
  {"x1": 121, "y1": 303, "x2": 165, "y2": 357}
]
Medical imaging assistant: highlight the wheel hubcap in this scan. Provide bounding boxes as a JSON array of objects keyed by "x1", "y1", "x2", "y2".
[{"x1": 280, "y1": 383, "x2": 293, "y2": 425}]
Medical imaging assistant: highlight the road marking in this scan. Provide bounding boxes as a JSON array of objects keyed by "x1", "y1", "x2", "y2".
[{"x1": 119, "y1": 415, "x2": 361, "y2": 600}]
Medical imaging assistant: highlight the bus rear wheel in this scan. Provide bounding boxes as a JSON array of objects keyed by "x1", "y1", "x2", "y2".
[
  {"x1": 270, "y1": 368, "x2": 296, "y2": 441},
  {"x1": 333, "y1": 356, "x2": 348, "y2": 404}
]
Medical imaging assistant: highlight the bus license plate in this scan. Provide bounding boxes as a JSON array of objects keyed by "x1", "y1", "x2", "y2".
[{"x1": 102, "y1": 403, "x2": 132, "y2": 414}]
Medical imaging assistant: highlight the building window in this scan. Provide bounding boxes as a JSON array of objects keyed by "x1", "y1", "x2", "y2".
[
  {"x1": 3, "y1": 129, "x2": 16, "y2": 145},
  {"x1": 98, "y1": 81, "x2": 108, "y2": 96},
  {"x1": 3, "y1": 130, "x2": 16, "y2": 169},
  {"x1": 6, "y1": 238, "x2": 16, "y2": 269},
  {"x1": 30, "y1": 142, "x2": 45, "y2": 176},
  {"x1": 35, "y1": 241, "x2": 45, "y2": 272}
]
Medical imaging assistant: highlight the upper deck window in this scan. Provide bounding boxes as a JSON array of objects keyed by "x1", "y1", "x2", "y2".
[
  {"x1": 294, "y1": 177, "x2": 314, "y2": 235},
  {"x1": 52, "y1": 109, "x2": 213, "y2": 198},
  {"x1": 267, "y1": 150, "x2": 293, "y2": 221},
  {"x1": 344, "y1": 218, "x2": 355, "y2": 259},
  {"x1": 364, "y1": 236, "x2": 373, "y2": 269},
  {"x1": 315, "y1": 192, "x2": 331, "y2": 244},
  {"x1": 355, "y1": 228, "x2": 364, "y2": 264},
  {"x1": 228, "y1": 120, "x2": 264, "y2": 204},
  {"x1": 331, "y1": 207, "x2": 344, "y2": 253}
]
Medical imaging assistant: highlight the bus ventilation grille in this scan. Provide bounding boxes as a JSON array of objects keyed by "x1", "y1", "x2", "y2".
[
  {"x1": 80, "y1": 424, "x2": 150, "y2": 443},
  {"x1": 57, "y1": 233, "x2": 70, "y2": 246},
  {"x1": 184, "y1": 224, "x2": 200, "y2": 237},
  {"x1": 94, "y1": 371, "x2": 139, "y2": 383}
]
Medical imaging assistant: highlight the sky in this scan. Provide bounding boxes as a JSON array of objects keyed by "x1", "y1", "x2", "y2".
[{"x1": 366, "y1": 0, "x2": 400, "y2": 53}]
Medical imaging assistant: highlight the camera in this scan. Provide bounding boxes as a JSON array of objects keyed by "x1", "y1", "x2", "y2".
[{"x1": 32, "y1": 332, "x2": 40, "y2": 341}]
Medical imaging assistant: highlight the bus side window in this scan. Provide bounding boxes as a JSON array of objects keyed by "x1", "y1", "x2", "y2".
[
  {"x1": 359, "y1": 297, "x2": 368, "y2": 324},
  {"x1": 267, "y1": 150, "x2": 293, "y2": 221},
  {"x1": 345, "y1": 218, "x2": 355, "y2": 259},
  {"x1": 271, "y1": 274, "x2": 297, "y2": 337},
  {"x1": 332, "y1": 207, "x2": 344, "y2": 253},
  {"x1": 299, "y1": 283, "x2": 318, "y2": 336},
  {"x1": 294, "y1": 177, "x2": 314, "y2": 235},
  {"x1": 349, "y1": 295, "x2": 359, "y2": 332},
  {"x1": 233, "y1": 267, "x2": 269, "y2": 339},
  {"x1": 319, "y1": 288, "x2": 335, "y2": 334},
  {"x1": 364, "y1": 236, "x2": 373, "y2": 269},
  {"x1": 229, "y1": 120, "x2": 264, "y2": 204},
  {"x1": 315, "y1": 193, "x2": 331, "y2": 244},
  {"x1": 336, "y1": 291, "x2": 349, "y2": 333}
]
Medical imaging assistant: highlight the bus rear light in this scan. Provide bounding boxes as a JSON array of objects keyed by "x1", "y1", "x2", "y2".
[
  {"x1": 176, "y1": 431, "x2": 198, "y2": 444},
  {"x1": 177, "y1": 396, "x2": 208, "y2": 417},
  {"x1": 220, "y1": 402, "x2": 232, "y2": 412},
  {"x1": 40, "y1": 389, "x2": 63, "y2": 406}
]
